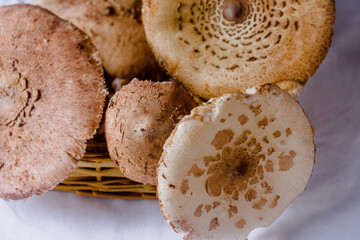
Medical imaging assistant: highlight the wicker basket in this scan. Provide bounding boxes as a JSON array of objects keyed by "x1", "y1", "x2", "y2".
[{"x1": 55, "y1": 136, "x2": 157, "y2": 200}]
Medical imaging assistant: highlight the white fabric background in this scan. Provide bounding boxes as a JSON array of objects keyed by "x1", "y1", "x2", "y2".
[{"x1": 1, "y1": 0, "x2": 359, "y2": 239}]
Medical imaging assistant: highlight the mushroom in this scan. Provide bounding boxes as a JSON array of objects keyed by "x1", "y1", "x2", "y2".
[
  {"x1": 34, "y1": 0, "x2": 163, "y2": 80},
  {"x1": 105, "y1": 79, "x2": 198, "y2": 185},
  {"x1": 0, "y1": 4, "x2": 106, "y2": 200},
  {"x1": 111, "y1": 78, "x2": 130, "y2": 93},
  {"x1": 157, "y1": 84, "x2": 314, "y2": 239},
  {"x1": 142, "y1": 0, "x2": 335, "y2": 99}
]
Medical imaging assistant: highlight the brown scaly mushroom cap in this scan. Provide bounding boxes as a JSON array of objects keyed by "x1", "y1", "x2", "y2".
[
  {"x1": 34, "y1": 0, "x2": 162, "y2": 80},
  {"x1": 0, "y1": 4, "x2": 106, "y2": 200},
  {"x1": 158, "y1": 84, "x2": 314, "y2": 239},
  {"x1": 105, "y1": 79, "x2": 198, "y2": 185},
  {"x1": 142, "y1": 0, "x2": 335, "y2": 99}
]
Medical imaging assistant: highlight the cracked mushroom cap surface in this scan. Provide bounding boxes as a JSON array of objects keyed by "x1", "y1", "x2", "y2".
[
  {"x1": 0, "y1": 4, "x2": 106, "y2": 200},
  {"x1": 142, "y1": 0, "x2": 335, "y2": 99},
  {"x1": 105, "y1": 79, "x2": 198, "y2": 185},
  {"x1": 157, "y1": 84, "x2": 315, "y2": 239},
  {"x1": 34, "y1": 0, "x2": 161, "y2": 80}
]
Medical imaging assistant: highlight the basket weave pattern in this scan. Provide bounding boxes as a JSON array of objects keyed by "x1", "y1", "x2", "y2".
[{"x1": 55, "y1": 139, "x2": 157, "y2": 199}]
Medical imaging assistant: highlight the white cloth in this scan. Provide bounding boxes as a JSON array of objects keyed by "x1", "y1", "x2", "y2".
[{"x1": 1, "y1": 0, "x2": 360, "y2": 239}]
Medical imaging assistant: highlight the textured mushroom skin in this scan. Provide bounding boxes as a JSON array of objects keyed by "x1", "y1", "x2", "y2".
[
  {"x1": 0, "y1": 5, "x2": 106, "y2": 200},
  {"x1": 105, "y1": 79, "x2": 198, "y2": 185},
  {"x1": 158, "y1": 84, "x2": 315, "y2": 239},
  {"x1": 34, "y1": 0, "x2": 162, "y2": 80},
  {"x1": 143, "y1": 0, "x2": 335, "y2": 99}
]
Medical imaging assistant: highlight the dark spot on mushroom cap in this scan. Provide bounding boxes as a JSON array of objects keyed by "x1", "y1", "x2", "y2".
[
  {"x1": 238, "y1": 114, "x2": 249, "y2": 126},
  {"x1": 223, "y1": 0, "x2": 250, "y2": 24},
  {"x1": 180, "y1": 179, "x2": 189, "y2": 194},
  {"x1": 252, "y1": 197, "x2": 267, "y2": 210},
  {"x1": 245, "y1": 188, "x2": 257, "y2": 202},
  {"x1": 0, "y1": 162, "x2": 4, "y2": 170},
  {"x1": 211, "y1": 129, "x2": 234, "y2": 150},
  {"x1": 194, "y1": 204, "x2": 203, "y2": 217},
  {"x1": 270, "y1": 195, "x2": 280, "y2": 209},
  {"x1": 206, "y1": 146, "x2": 261, "y2": 198},
  {"x1": 286, "y1": 128, "x2": 292, "y2": 137},
  {"x1": 106, "y1": 6, "x2": 116, "y2": 16},
  {"x1": 233, "y1": 161, "x2": 248, "y2": 177},
  {"x1": 227, "y1": 205, "x2": 238, "y2": 218},
  {"x1": 187, "y1": 164, "x2": 205, "y2": 177},
  {"x1": 278, "y1": 150, "x2": 296, "y2": 171},
  {"x1": 235, "y1": 218, "x2": 247, "y2": 229},
  {"x1": 209, "y1": 217, "x2": 220, "y2": 231},
  {"x1": 273, "y1": 131, "x2": 281, "y2": 138}
]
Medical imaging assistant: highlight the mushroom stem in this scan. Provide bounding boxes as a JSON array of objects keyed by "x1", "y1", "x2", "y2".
[{"x1": 223, "y1": 0, "x2": 250, "y2": 24}]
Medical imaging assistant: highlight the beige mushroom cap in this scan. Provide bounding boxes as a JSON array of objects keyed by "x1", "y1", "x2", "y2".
[
  {"x1": 158, "y1": 84, "x2": 314, "y2": 239},
  {"x1": 105, "y1": 79, "x2": 198, "y2": 185},
  {"x1": 143, "y1": 0, "x2": 335, "y2": 99},
  {"x1": 34, "y1": 0, "x2": 161, "y2": 79},
  {"x1": 0, "y1": 4, "x2": 106, "y2": 200}
]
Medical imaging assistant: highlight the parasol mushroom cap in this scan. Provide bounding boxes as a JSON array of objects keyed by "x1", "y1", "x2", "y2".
[
  {"x1": 0, "y1": 4, "x2": 106, "y2": 200},
  {"x1": 105, "y1": 79, "x2": 198, "y2": 185},
  {"x1": 157, "y1": 84, "x2": 315, "y2": 239},
  {"x1": 142, "y1": 0, "x2": 335, "y2": 99},
  {"x1": 34, "y1": 0, "x2": 162, "y2": 80}
]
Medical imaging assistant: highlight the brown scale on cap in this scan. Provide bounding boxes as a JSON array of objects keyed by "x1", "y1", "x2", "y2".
[
  {"x1": 0, "y1": 4, "x2": 106, "y2": 200},
  {"x1": 187, "y1": 164, "x2": 205, "y2": 177},
  {"x1": 238, "y1": 114, "x2": 249, "y2": 126},
  {"x1": 235, "y1": 218, "x2": 247, "y2": 229},
  {"x1": 105, "y1": 79, "x2": 198, "y2": 185},
  {"x1": 279, "y1": 150, "x2": 296, "y2": 171},
  {"x1": 228, "y1": 205, "x2": 238, "y2": 218},
  {"x1": 270, "y1": 195, "x2": 280, "y2": 209},
  {"x1": 0, "y1": 63, "x2": 40, "y2": 128},
  {"x1": 245, "y1": 188, "x2": 257, "y2": 202},
  {"x1": 180, "y1": 179, "x2": 190, "y2": 194},
  {"x1": 205, "y1": 145, "x2": 261, "y2": 198},
  {"x1": 157, "y1": 84, "x2": 315, "y2": 239},
  {"x1": 143, "y1": 0, "x2": 335, "y2": 99},
  {"x1": 265, "y1": 160, "x2": 275, "y2": 172},
  {"x1": 194, "y1": 204, "x2": 204, "y2": 217},
  {"x1": 211, "y1": 129, "x2": 234, "y2": 150},
  {"x1": 209, "y1": 217, "x2": 220, "y2": 231}
]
